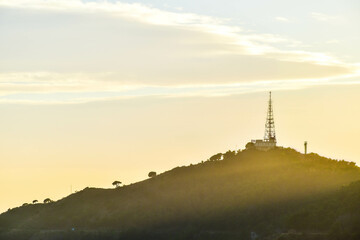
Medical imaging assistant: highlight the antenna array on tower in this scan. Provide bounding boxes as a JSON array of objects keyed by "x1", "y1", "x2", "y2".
[{"x1": 264, "y1": 92, "x2": 276, "y2": 142}]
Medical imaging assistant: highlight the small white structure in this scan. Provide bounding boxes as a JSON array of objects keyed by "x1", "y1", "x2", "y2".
[{"x1": 252, "y1": 139, "x2": 276, "y2": 151}]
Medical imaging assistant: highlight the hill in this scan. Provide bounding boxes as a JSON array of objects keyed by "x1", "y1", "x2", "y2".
[{"x1": 1, "y1": 147, "x2": 360, "y2": 240}]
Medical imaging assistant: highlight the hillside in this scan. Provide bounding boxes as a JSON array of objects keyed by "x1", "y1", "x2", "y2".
[{"x1": 1, "y1": 147, "x2": 360, "y2": 240}]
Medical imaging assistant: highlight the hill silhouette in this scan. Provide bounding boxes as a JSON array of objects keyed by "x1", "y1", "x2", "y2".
[{"x1": 1, "y1": 147, "x2": 360, "y2": 240}]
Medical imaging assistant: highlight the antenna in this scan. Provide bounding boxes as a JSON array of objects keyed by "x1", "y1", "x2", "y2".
[{"x1": 264, "y1": 91, "x2": 276, "y2": 142}]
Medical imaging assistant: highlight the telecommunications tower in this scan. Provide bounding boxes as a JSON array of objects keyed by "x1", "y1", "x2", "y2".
[
  {"x1": 250, "y1": 91, "x2": 277, "y2": 151},
  {"x1": 264, "y1": 92, "x2": 276, "y2": 142}
]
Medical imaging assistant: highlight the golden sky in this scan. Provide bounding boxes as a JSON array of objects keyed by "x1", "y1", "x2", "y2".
[{"x1": 0, "y1": 0, "x2": 360, "y2": 212}]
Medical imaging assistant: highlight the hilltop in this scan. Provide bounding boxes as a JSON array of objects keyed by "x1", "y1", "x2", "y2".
[{"x1": 1, "y1": 147, "x2": 360, "y2": 240}]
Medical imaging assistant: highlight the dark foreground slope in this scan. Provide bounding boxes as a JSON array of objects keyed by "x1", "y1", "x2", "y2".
[{"x1": 1, "y1": 147, "x2": 360, "y2": 240}]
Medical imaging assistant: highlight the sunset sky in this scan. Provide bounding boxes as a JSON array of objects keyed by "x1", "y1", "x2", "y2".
[{"x1": 1, "y1": 0, "x2": 360, "y2": 212}]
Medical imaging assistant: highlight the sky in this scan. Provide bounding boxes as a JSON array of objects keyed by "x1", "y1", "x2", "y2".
[{"x1": 0, "y1": 0, "x2": 360, "y2": 212}]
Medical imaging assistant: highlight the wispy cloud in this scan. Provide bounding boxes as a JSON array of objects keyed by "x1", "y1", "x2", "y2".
[
  {"x1": 0, "y1": 0, "x2": 359, "y2": 104},
  {"x1": 0, "y1": 0, "x2": 350, "y2": 66},
  {"x1": 310, "y1": 12, "x2": 341, "y2": 22},
  {"x1": 1, "y1": 71, "x2": 360, "y2": 104},
  {"x1": 275, "y1": 17, "x2": 289, "y2": 22},
  {"x1": 325, "y1": 39, "x2": 340, "y2": 44}
]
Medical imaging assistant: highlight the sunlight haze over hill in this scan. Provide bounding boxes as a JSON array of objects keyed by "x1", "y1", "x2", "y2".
[{"x1": 0, "y1": 0, "x2": 360, "y2": 214}]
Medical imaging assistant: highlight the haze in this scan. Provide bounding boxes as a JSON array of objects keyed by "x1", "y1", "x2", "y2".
[{"x1": 0, "y1": 0, "x2": 360, "y2": 213}]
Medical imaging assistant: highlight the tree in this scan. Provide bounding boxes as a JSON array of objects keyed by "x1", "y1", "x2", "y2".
[
  {"x1": 223, "y1": 150, "x2": 236, "y2": 160},
  {"x1": 148, "y1": 171, "x2": 157, "y2": 178},
  {"x1": 349, "y1": 162, "x2": 356, "y2": 167},
  {"x1": 32, "y1": 200, "x2": 38, "y2": 204},
  {"x1": 43, "y1": 198, "x2": 52, "y2": 204},
  {"x1": 246, "y1": 142, "x2": 255, "y2": 149},
  {"x1": 209, "y1": 153, "x2": 222, "y2": 161},
  {"x1": 112, "y1": 181, "x2": 122, "y2": 188},
  {"x1": 22, "y1": 203, "x2": 28, "y2": 207}
]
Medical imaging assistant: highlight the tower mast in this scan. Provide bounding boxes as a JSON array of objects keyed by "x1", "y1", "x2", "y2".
[{"x1": 264, "y1": 91, "x2": 276, "y2": 142}]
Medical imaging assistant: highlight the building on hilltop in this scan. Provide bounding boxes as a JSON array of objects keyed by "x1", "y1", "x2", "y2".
[{"x1": 249, "y1": 92, "x2": 277, "y2": 151}]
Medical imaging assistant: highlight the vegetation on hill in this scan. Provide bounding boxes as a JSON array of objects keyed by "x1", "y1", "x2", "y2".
[{"x1": 0, "y1": 147, "x2": 360, "y2": 240}]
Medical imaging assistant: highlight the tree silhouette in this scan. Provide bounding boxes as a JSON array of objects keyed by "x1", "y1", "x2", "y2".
[
  {"x1": 43, "y1": 198, "x2": 52, "y2": 204},
  {"x1": 112, "y1": 181, "x2": 122, "y2": 188},
  {"x1": 223, "y1": 150, "x2": 236, "y2": 160},
  {"x1": 32, "y1": 200, "x2": 38, "y2": 204},
  {"x1": 148, "y1": 171, "x2": 157, "y2": 178},
  {"x1": 246, "y1": 142, "x2": 255, "y2": 149},
  {"x1": 209, "y1": 153, "x2": 222, "y2": 161}
]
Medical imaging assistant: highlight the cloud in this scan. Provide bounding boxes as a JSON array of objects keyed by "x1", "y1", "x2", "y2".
[
  {"x1": 0, "y1": 72, "x2": 137, "y2": 95},
  {"x1": 325, "y1": 39, "x2": 340, "y2": 44},
  {"x1": 0, "y1": 0, "x2": 350, "y2": 65},
  {"x1": 275, "y1": 17, "x2": 289, "y2": 22},
  {"x1": 0, "y1": 0, "x2": 227, "y2": 28},
  {"x1": 0, "y1": 0, "x2": 359, "y2": 104},
  {"x1": 1, "y1": 71, "x2": 360, "y2": 104},
  {"x1": 310, "y1": 12, "x2": 341, "y2": 22}
]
